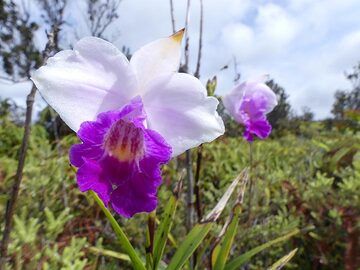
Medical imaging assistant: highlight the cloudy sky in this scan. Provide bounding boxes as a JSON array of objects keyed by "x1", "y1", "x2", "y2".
[{"x1": 1, "y1": 0, "x2": 360, "y2": 119}]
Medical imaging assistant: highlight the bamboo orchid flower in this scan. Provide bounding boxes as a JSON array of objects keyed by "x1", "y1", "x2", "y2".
[
  {"x1": 223, "y1": 77, "x2": 277, "y2": 142},
  {"x1": 31, "y1": 30, "x2": 224, "y2": 218}
]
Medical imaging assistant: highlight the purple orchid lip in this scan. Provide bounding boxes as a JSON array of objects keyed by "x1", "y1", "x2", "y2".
[
  {"x1": 69, "y1": 96, "x2": 172, "y2": 218},
  {"x1": 239, "y1": 96, "x2": 272, "y2": 142}
]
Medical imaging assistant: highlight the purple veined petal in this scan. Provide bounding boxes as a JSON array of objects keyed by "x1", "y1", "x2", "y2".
[
  {"x1": 76, "y1": 121, "x2": 108, "y2": 145},
  {"x1": 31, "y1": 37, "x2": 138, "y2": 132},
  {"x1": 243, "y1": 129, "x2": 254, "y2": 142},
  {"x1": 143, "y1": 128, "x2": 172, "y2": 163},
  {"x1": 69, "y1": 142, "x2": 104, "y2": 168},
  {"x1": 99, "y1": 156, "x2": 137, "y2": 186},
  {"x1": 142, "y1": 73, "x2": 225, "y2": 157},
  {"x1": 76, "y1": 160, "x2": 112, "y2": 205},
  {"x1": 244, "y1": 118, "x2": 272, "y2": 142},
  {"x1": 70, "y1": 97, "x2": 172, "y2": 218},
  {"x1": 110, "y1": 172, "x2": 159, "y2": 218},
  {"x1": 239, "y1": 97, "x2": 268, "y2": 121},
  {"x1": 130, "y1": 30, "x2": 184, "y2": 91},
  {"x1": 100, "y1": 124, "x2": 171, "y2": 217},
  {"x1": 96, "y1": 95, "x2": 147, "y2": 127},
  {"x1": 139, "y1": 128, "x2": 172, "y2": 187}
]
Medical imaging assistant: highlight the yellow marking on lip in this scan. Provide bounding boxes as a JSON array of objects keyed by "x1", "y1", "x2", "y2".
[
  {"x1": 110, "y1": 145, "x2": 138, "y2": 162},
  {"x1": 171, "y1": 28, "x2": 185, "y2": 43},
  {"x1": 104, "y1": 120, "x2": 144, "y2": 162}
]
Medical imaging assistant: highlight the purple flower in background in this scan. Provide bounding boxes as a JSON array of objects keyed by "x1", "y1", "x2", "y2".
[
  {"x1": 223, "y1": 77, "x2": 277, "y2": 142},
  {"x1": 31, "y1": 30, "x2": 224, "y2": 217}
]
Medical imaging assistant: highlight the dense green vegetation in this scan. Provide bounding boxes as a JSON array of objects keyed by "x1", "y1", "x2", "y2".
[
  {"x1": 0, "y1": 100, "x2": 358, "y2": 269},
  {"x1": 1, "y1": 0, "x2": 359, "y2": 268}
]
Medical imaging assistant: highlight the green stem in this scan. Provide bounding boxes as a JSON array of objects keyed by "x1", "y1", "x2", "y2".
[
  {"x1": 247, "y1": 142, "x2": 254, "y2": 221},
  {"x1": 145, "y1": 211, "x2": 155, "y2": 269},
  {"x1": 90, "y1": 191, "x2": 145, "y2": 270}
]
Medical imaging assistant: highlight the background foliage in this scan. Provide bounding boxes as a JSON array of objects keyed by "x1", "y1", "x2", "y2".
[
  {"x1": 0, "y1": 0, "x2": 359, "y2": 269},
  {"x1": 0, "y1": 96, "x2": 359, "y2": 269}
]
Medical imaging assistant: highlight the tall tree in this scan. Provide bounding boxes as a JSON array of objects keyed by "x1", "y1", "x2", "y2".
[
  {"x1": 0, "y1": 1, "x2": 65, "y2": 267},
  {"x1": 332, "y1": 63, "x2": 360, "y2": 119},
  {"x1": 0, "y1": 0, "x2": 41, "y2": 82},
  {"x1": 37, "y1": 0, "x2": 67, "y2": 51},
  {"x1": 266, "y1": 79, "x2": 291, "y2": 130},
  {"x1": 300, "y1": 106, "x2": 314, "y2": 122},
  {"x1": 85, "y1": 0, "x2": 122, "y2": 39}
]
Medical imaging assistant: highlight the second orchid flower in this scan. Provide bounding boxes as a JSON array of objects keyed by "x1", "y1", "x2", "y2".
[{"x1": 223, "y1": 77, "x2": 278, "y2": 142}]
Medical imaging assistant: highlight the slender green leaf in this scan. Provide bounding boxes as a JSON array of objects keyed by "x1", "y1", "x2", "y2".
[
  {"x1": 153, "y1": 195, "x2": 179, "y2": 269},
  {"x1": 153, "y1": 175, "x2": 183, "y2": 270},
  {"x1": 213, "y1": 206, "x2": 241, "y2": 270},
  {"x1": 167, "y1": 222, "x2": 213, "y2": 270},
  {"x1": 194, "y1": 236, "x2": 212, "y2": 270},
  {"x1": 211, "y1": 169, "x2": 248, "y2": 270},
  {"x1": 202, "y1": 169, "x2": 247, "y2": 223},
  {"x1": 211, "y1": 244, "x2": 221, "y2": 267},
  {"x1": 87, "y1": 246, "x2": 130, "y2": 261},
  {"x1": 146, "y1": 211, "x2": 156, "y2": 269},
  {"x1": 89, "y1": 191, "x2": 145, "y2": 270},
  {"x1": 225, "y1": 229, "x2": 300, "y2": 270},
  {"x1": 166, "y1": 230, "x2": 178, "y2": 248},
  {"x1": 155, "y1": 218, "x2": 178, "y2": 248},
  {"x1": 268, "y1": 248, "x2": 298, "y2": 270},
  {"x1": 167, "y1": 170, "x2": 247, "y2": 270}
]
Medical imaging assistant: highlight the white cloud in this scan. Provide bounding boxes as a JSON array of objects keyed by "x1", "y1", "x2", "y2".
[
  {"x1": 221, "y1": 23, "x2": 254, "y2": 59},
  {"x1": 213, "y1": 0, "x2": 360, "y2": 118},
  {"x1": 1, "y1": 0, "x2": 360, "y2": 120},
  {"x1": 333, "y1": 31, "x2": 360, "y2": 68},
  {"x1": 256, "y1": 3, "x2": 299, "y2": 50},
  {"x1": 0, "y1": 80, "x2": 46, "y2": 119}
]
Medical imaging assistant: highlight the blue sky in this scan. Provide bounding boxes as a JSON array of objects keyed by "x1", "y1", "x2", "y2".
[{"x1": 1, "y1": 0, "x2": 360, "y2": 119}]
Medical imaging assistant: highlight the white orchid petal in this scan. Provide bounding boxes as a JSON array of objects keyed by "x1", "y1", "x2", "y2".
[
  {"x1": 142, "y1": 73, "x2": 225, "y2": 157},
  {"x1": 31, "y1": 37, "x2": 137, "y2": 131},
  {"x1": 130, "y1": 29, "x2": 184, "y2": 90},
  {"x1": 244, "y1": 82, "x2": 278, "y2": 114},
  {"x1": 223, "y1": 79, "x2": 277, "y2": 120},
  {"x1": 223, "y1": 82, "x2": 246, "y2": 123}
]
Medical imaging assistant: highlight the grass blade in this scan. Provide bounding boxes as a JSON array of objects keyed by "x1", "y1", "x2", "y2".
[
  {"x1": 166, "y1": 223, "x2": 213, "y2": 270},
  {"x1": 225, "y1": 228, "x2": 300, "y2": 270},
  {"x1": 146, "y1": 211, "x2": 156, "y2": 269},
  {"x1": 212, "y1": 169, "x2": 248, "y2": 270},
  {"x1": 194, "y1": 236, "x2": 212, "y2": 270},
  {"x1": 87, "y1": 246, "x2": 130, "y2": 261},
  {"x1": 153, "y1": 173, "x2": 183, "y2": 270},
  {"x1": 268, "y1": 248, "x2": 298, "y2": 270},
  {"x1": 213, "y1": 206, "x2": 241, "y2": 270}
]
